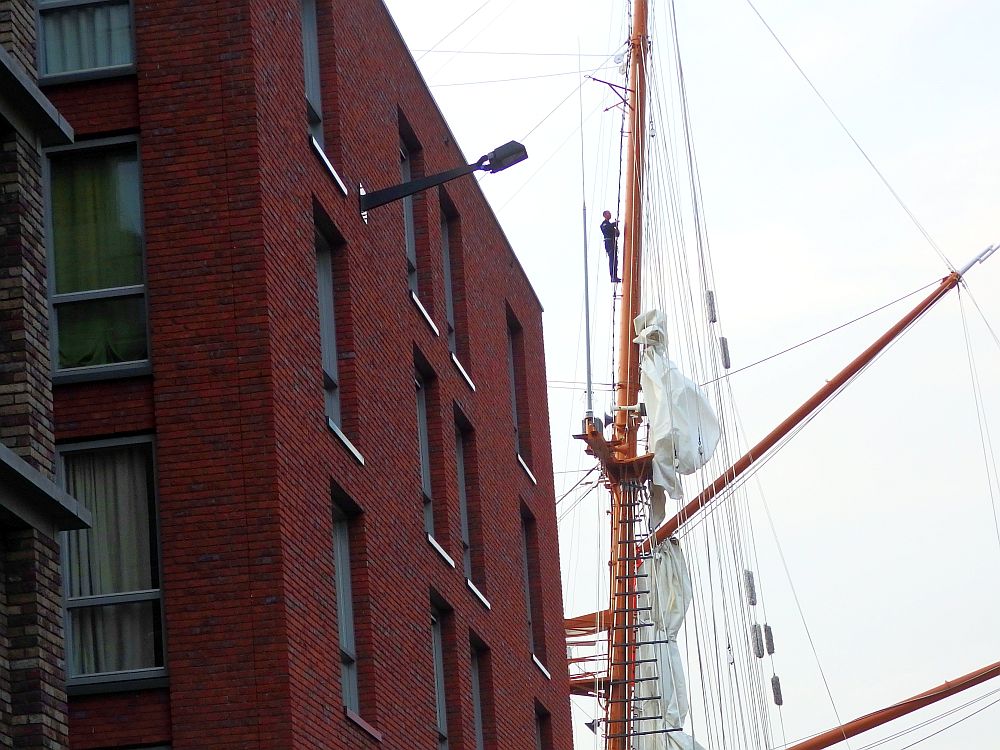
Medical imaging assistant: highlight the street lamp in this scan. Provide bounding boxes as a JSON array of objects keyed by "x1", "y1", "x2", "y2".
[{"x1": 359, "y1": 140, "x2": 528, "y2": 214}]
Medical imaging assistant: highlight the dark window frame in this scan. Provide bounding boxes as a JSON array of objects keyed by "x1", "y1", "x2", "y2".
[
  {"x1": 506, "y1": 309, "x2": 532, "y2": 464},
  {"x1": 37, "y1": 0, "x2": 136, "y2": 84},
  {"x1": 315, "y1": 228, "x2": 341, "y2": 426},
  {"x1": 57, "y1": 434, "x2": 166, "y2": 689},
  {"x1": 400, "y1": 138, "x2": 418, "y2": 295},
  {"x1": 431, "y1": 607, "x2": 449, "y2": 750},
  {"x1": 454, "y1": 409, "x2": 484, "y2": 589},
  {"x1": 44, "y1": 134, "x2": 150, "y2": 383},
  {"x1": 300, "y1": 0, "x2": 323, "y2": 144},
  {"x1": 415, "y1": 369, "x2": 434, "y2": 535},
  {"x1": 520, "y1": 506, "x2": 547, "y2": 664},
  {"x1": 331, "y1": 498, "x2": 359, "y2": 713},
  {"x1": 470, "y1": 635, "x2": 496, "y2": 750}
]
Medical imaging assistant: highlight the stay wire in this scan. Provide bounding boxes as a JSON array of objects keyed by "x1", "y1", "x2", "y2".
[
  {"x1": 518, "y1": 48, "x2": 625, "y2": 143},
  {"x1": 741, "y1": 0, "x2": 954, "y2": 272},
  {"x1": 768, "y1": 686, "x2": 1000, "y2": 750},
  {"x1": 416, "y1": 1, "x2": 494, "y2": 61},
  {"x1": 700, "y1": 279, "x2": 940, "y2": 386},
  {"x1": 431, "y1": 64, "x2": 617, "y2": 88},
  {"x1": 413, "y1": 48, "x2": 609, "y2": 57},
  {"x1": 556, "y1": 465, "x2": 600, "y2": 507},
  {"x1": 958, "y1": 291, "x2": 1000, "y2": 556},
  {"x1": 894, "y1": 693, "x2": 1000, "y2": 750},
  {"x1": 558, "y1": 479, "x2": 600, "y2": 523},
  {"x1": 962, "y1": 284, "x2": 1000, "y2": 353}
]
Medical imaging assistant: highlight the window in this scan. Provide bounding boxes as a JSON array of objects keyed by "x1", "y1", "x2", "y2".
[
  {"x1": 506, "y1": 312, "x2": 531, "y2": 463},
  {"x1": 455, "y1": 415, "x2": 482, "y2": 586},
  {"x1": 440, "y1": 202, "x2": 458, "y2": 354},
  {"x1": 470, "y1": 639, "x2": 495, "y2": 750},
  {"x1": 300, "y1": 0, "x2": 323, "y2": 143},
  {"x1": 415, "y1": 369, "x2": 434, "y2": 535},
  {"x1": 431, "y1": 608, "x2": 449, "y2": 750},
  {"x1": 534, "y1": 702, "x2": 553, "y2": 750},
  {"x1": 39, "y1": 0, "x2": 134, "y2": 79},
  {"x1": 58, "y1": 437, "x2": 164, "y2": 683},
  {"x1": 47, "y1": 138, "x2": 148, "y2": 377},
  {"x1": 315, "y1": 229, "x2": 340, "y2": 426},
  {"x1": 520, "y1": 508, "x2": 546, "y2": 662},
  {"x1": 332, "y1": 503, "x2": 358, "y2": 712},
  {"x1": 471, "y1": 645, "x2": 485, "y2": 750},
  {"x1": 400, "y1": 139, "x2": 418, "y2": 295}
]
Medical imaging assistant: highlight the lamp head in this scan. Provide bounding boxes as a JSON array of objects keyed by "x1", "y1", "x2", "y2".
[{"x1": 480, "y1": 140, "x2": 528, "y2": 174}]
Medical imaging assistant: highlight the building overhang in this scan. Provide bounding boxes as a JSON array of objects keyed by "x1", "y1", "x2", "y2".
[
  {"x1": 0, "y1": 442, "x2": 90, "y2": 535},
  {"x1": 0, "y1": 45, "x2": 73, "y2": 147}
]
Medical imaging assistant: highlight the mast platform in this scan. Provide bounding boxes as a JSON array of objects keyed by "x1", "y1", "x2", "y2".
[{"x1": 574, "y1": 425, "x2": 653, "y2": 484}]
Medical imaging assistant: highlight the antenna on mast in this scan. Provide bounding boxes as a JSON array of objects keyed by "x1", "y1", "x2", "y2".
[{"x1": 578, "y1": 39, "x2": 598, "y2": 430}]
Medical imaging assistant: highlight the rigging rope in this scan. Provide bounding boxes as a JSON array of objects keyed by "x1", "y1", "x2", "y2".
[
  {"x1": 699, "y1": 279, "x2": 940, "y2": 386},
  {"x1": 740, "y1": 0, "x2": 954, "y2": 273},
  {"x1": 958, "y1": 291, "x2": 1000, "y2": 557},
  {"x1": 416, "y1": 1, "x2": 494, "y2": 61}
]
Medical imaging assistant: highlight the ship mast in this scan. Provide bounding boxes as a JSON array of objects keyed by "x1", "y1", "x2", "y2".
[
  {"x1": 602, "y1": 2, "x2": 650, "y2": 749},
  {"x1": 572, "y1": 0, "x2": 1000, "y2": 742},
  {"x1": 613, "y1": 0, "x2": 649, "y2": 456}
]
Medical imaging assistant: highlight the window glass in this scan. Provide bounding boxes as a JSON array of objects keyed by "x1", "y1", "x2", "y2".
[
  {"x1": 470, "y1": 647, "x2": 486, "y2": 750},
  {"x1": 400, "y1": 142, "x2": 418, "y2": 294},
  {"x1": 69, "y1": 600, "x2": 162, "y2": 674},
  {"x1": 48, "y1": 142, "x2": 147, "y2": 372},
  {"x1": 40, "y1": 1, "x2": 133, "y2": 77},
  {"x1": 300, "y1": 0, "x2": 323, "y2": 142},
  {"x1": 54, "y1": 297, "x2": 147, "y2": 368},
  {"x1": 456, "y1": 428, "x2": 471, "y2": 577},
  {"x1": 520, "y1": 519, "x2": 536, "y2": 654},
  {"x1": 441, "y1": 215, "x2": 456, "y2": 352},
  {"x1": 61, "y1": 440, "x2": 164, "y2": 679},
  {"x1": 316, "y1": 232, "x2": 341, "y2": 425},
  {"x1": 50, "y1": 146, "x2": 142, "y2": 294},
  {"x1": 431, "y1": 611, "x2": 448, "y2": 749},
  {"x1": 506, "y1": 314, "x2": 531, "y2": 463},
  {"x1": 416, "y1": 373, "x2": 433, "y2": 534},
  {"x1": 332, "y1": 506, "x2": 359, "y2": 711}
]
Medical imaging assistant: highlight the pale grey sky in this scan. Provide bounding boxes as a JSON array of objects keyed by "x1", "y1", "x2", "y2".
[{"x1": 383, "y1": 2, "x2": 1000, "y2": 748}]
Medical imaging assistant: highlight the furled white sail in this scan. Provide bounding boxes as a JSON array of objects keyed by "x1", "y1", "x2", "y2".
[
  {"x1": 635, "y1": 538, "x2": 707, "y2": 750},
  {"x1": 634, "y1": 310, "x2": 720, "y2": 527}
]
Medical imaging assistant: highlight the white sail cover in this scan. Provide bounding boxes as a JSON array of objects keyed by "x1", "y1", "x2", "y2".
[
  {"x1": 634, "y1": 310, "x2": 720, "y2": 526},
  {"x1": 635, "y1": 539, "x2": 707, "y2": 750}
]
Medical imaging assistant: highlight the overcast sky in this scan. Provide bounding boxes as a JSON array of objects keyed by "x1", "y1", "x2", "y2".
[{"x1": 382, "y1": 2, "x2": 1000, "y2": 748}]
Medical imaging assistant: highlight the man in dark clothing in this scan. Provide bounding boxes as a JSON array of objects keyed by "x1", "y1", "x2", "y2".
[{"x1": 600, "y1": 210, "x2": 621, "y2": 283}]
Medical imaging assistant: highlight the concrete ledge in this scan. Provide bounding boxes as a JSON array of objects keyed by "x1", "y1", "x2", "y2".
[
  {"x1": 0, "y1": 442, "x2": 90, "y2": 533},
  {"x1": 0, "y1": 46, "x2": 73, "y2": 146}
]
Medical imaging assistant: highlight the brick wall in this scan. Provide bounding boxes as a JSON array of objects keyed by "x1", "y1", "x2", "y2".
[
  {"x1": 42, "y1": 0, "x2": 573, "y2": 748},
  {"x1": 0, "y1": 0, "x2": 36, "y2": 75},
  {"x1": 3, "y1": 528, "x2": 68, "y2": 750},
  {"x1": 0, "y1": 7, "x2": 77, "y2": 750},
  {"x1": 0, "y1": 126, "x2": 55, "y2": 477}
]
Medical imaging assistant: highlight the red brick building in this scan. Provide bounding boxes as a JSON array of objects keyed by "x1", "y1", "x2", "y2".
[{"x1": 29, "y1": 0, "x2": 572, "y2": 748}]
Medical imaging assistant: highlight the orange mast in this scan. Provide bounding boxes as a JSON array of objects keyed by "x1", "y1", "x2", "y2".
[
  {"x1": 613, "y1": 0, "x2": 649, "y2": 456},
  {"x1": 601, "y1": 3, "x2": 650, "y2": 749}
]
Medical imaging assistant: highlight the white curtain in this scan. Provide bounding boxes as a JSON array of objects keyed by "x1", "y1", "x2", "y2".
[
  {"x1": 64, "y1": 444, "x2": 156, "y2": 675},
  {"x1": 42, "y1": 3, "x2": 132, "y2": 76}
]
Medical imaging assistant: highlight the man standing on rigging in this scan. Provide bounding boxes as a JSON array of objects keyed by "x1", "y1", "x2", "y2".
[{"x1": 600, "y1": 210, "x2": 621, "y2": 283}]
